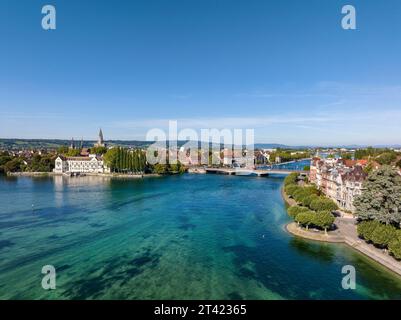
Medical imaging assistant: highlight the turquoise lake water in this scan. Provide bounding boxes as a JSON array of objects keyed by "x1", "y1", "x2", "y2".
[{"x1": 0, "y1": 173, "x2": 401, "y2": 299}]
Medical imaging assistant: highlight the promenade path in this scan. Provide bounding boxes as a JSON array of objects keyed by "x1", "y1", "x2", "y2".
[
  {"x1": 335, "y1": 215, "x2": 401, "y2": 277},
  {"x1": 283, "y1": 188, "x2": 401, "y2": 277}
]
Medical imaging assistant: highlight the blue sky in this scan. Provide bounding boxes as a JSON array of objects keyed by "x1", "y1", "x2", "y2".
[{"x1": 1, "y1": 0, "x2": 401, "y2": 145}]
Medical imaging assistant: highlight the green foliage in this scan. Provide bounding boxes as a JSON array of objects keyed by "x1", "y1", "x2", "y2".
[
  {"x1": 303, "y1": 165, "x2": 310, "y2": 171},
  {"x1": 309, "y1": 198, "x2": 338, "y2": 212},
  {"x1": 287, "y1": 206, "x2": 310, "y2": 219},
  {"x1": 3, "y1": 158, "x2": 24, "y2": 172},
  {"x1": 27, "y1": 153, "x2": 56, "y2": 172},
  {"x1": 153, "y1": 164, "x2": 168, "y2": 174},
  {"x1": 354, "y1": 166, "x2": 401, "y2": 225},
  {"x1": 303, "y1": 194, "x2": 320, "y2": 207},
  {"x1": 295, "y1": 211, "x2": 315, "y2": 228},
  {"x1": 103, "y1": 147, "x2": 147, "y2": 173},
  {"x1": 371, "y1": 223, "x2": 396, "y2": 247},
  {"x1": 284, "y1": 173, "x2": 298, "y2": 186},
  {"x1": 357, "y1": 220, "x2": 381, "y2": 242},
  {"x1": 284, "y1": 184, "x2": 299, "y2": 196},
  {"x1": 57, "y1": 146, "x2": 69, "y2": 155},
  {"x1": 90, "y1": 146, "x2": 108, "y2": 155},
  {"x1": 66, "y1": 149, "x2": 81, "y2": 157},
  {"x1": 389, "y1": 230, "x2": 401, "y2": 260},
  {"x1": 312, "y1": 211, "x2": 335, "y2": 231},
  {"x1": 357, "y1": 220, "x2": 397, "y2": 248},
  {"x1": 376, "y1": 152, "x2": 397, "y2": 165},
  {"x1": 169, "y1": 162, "x2": 186, "y2": 174},
  {"x1": 354, "y1": 147, "x2": 389, "y2": 160},
  {"x1": 269, "y1": 150, "x2": 311, "y2": 163}
]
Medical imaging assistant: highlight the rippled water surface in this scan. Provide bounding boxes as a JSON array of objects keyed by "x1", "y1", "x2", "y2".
[{"x1": 0, "y1": 174, "x2": 401, "y2": 299}]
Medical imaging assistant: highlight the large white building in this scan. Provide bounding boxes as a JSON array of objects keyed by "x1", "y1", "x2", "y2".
[
  {"x1": 54, "y1": 129, "x2": 110, "y2": 174},
  {"x1": 54, "y1": 154, "x2": 110, "y2": 174}
]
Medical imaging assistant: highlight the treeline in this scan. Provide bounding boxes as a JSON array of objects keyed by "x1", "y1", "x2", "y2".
[
  {"x1": 0, "y1": 151, "x2": 55, "y2": 173},
  {"x1": 57, "y1": 145, "x2": 108, "y2": 156},
  {"x1": 103, "y1": 147, "x2": 147, "y2": 173},
  {"x1": 354, "y1": 166, "x2": 401, "y2": 260},
  {"x1": 355, "y1": 147, "x2": 400, "y2": 166},
  {"x1": 358, "y1": 221, "x2": 401, "y2": 260},
  {"x1": 270, "y1": 150, "x2": 311, "y2": 163},
  {"x1": 284, "y1": 173, "x2": 337, "y2": 232}
]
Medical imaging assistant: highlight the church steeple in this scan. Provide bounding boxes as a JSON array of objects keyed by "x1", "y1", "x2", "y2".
[
  {"x1": 98, "y1": 128, "x2": 104, "y2": 145},
  {"x1": 70, "y1": 137, "x2": 75, "y2": 149},
  {"x1": 95, "y1": 128, "x2": 105, "y2": 147}
]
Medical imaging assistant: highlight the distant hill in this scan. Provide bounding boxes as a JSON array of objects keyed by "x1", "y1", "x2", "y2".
[
  {"x1": 0, "y1": 139, "x2": 399, "y2": 151},
  {"x1": 0, "y1": 139, "x2": 153, "y2": 150}
]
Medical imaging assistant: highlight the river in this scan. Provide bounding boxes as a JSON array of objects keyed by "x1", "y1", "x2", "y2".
[{"x1": 0, "y1": 173, "x2": 401, "y2": 299}]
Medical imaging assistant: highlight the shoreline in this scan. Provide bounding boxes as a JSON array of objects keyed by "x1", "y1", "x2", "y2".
[
  {"x1": 281, "y1": 186, "x2": 401, "y2": 278},
  {"x1": 6, "y1": 172, "x2": 161, "y2": 179}
]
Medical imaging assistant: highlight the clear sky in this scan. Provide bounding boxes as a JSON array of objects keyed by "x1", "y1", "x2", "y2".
[{"x1": 1, "y1": 0, "x2": 401, "y2": 145}]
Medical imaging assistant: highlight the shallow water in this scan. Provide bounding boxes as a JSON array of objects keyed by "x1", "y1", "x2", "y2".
[{"x1": 0, "y1": 174, "x2": 400, "y2": 299}]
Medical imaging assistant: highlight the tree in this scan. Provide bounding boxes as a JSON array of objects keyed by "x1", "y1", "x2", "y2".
[
  {"x1": 354, "y1": 166, "x2": 401, "y2": 226},
  {"x1": 57, "y1": 146, "x2": 69, "y2": 155},
  {"x1": 312, "y1": 211, "x2": 335, "y2": 233},
  {"x1": 153, "y1": 163, "x2": 168, "y2": 174},
  {"x1": 295, "y1": 211, "x2": 315, "y2": 230},
  {"x1": 310, "y1": 198, "x2": 338, "y2": 212},
  {"x1": 284, "y1": 173, "x2": 298, "y2": 186},
  {"x1": 103, "y1": 148, "x2": 119, "y2": 172},
  {"x1": 389, "y1": 230, "x2": 401, "y2": 260},
  {"x1": 4, "y1": 158, "x2": 24, "y2": 172},
  {"x1": 370, "y1": 223, "x2": 396, "y2": 247},
  {"x1": 376, "y1": 152, "x2": 397, "y2": 165},
  {"x1": 90, "y1": 146, "x2": 108, "y2": 155},
  {"x1": 357, "y1": 220, "x2": 381, "y2": 242},
  {"x1": 287, "y1": 206, "x2": 310, "y2": 219}
]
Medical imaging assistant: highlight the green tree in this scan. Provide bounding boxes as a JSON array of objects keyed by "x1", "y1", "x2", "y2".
[
  {"x1": 90, "y1": 146, "x2": 108, "y2": 155},
  {"x1": 389, "y1": 230, "x2": 401, "y2": 260},
  {"x1": 376, "y1": 152, "x2": 397, "y2": 165},
  {"x1": 312, "y1": 211, "x2": 335, "y2": 233},
  {"x1": 287, "y1": 206, "x2": 310, "y2": 219},
  {"x1": 295, "y1": 211, "x2": 315, "y2": 230},
  {"x1": 357, "y1": 220, "x2": 381, "y2": 242},
  {"x1": 354, "y1": 166, "x2": 401, "y2": 226},
  {"x1": 370, "y1": 223, "x2": 396, "y2": 247}
]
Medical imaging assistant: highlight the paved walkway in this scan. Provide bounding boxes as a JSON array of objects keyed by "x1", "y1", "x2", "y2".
[
  {"x1": 282, "y1": 188, "x2": 401, "y2": 277},
  {"x1": 335, "y1": 216, "x2": 401, "y2": 277}
]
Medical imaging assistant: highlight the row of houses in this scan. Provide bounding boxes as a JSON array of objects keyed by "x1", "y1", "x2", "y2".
[{"x1": 309, "y1": 158, "x2": 370, "y2": 213}]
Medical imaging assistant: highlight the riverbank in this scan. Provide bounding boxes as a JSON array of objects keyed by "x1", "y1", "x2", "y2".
[
  {"x1": 7, "y1": 172, "x2": 161, "y2": 179},
  {"x1": 282, "y1": 186, "x2": 401, "y2": 277}
]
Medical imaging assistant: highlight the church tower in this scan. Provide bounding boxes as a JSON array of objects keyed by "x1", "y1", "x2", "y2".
[{"x1": 95, "y1": 128, "x2": 105, "y2": 147}]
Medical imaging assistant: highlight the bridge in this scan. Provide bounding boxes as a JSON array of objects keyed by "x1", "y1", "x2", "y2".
[{"x1": 205, "y1": 167, "x2": 308, "y2": 177}]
